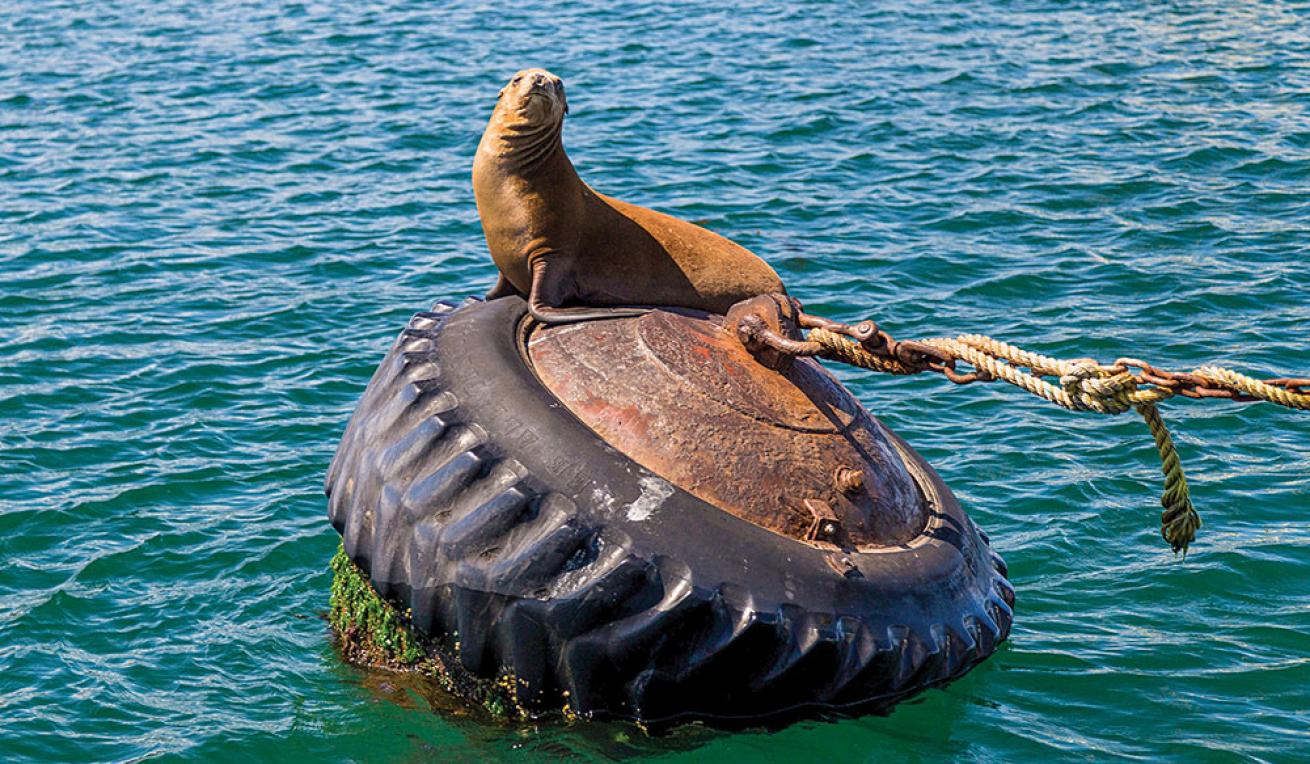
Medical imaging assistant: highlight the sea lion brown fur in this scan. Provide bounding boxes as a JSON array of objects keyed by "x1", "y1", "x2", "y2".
[{"x1": 472, "y1": 68, "x2": 785, "y2": 323}]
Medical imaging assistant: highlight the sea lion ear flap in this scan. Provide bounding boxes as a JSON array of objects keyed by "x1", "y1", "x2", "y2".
[{"x1": 497, "y1": 87, "x2": 506, "y2": 100}]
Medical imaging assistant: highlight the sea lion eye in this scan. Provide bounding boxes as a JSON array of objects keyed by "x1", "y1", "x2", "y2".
[{"x1": 511, "y1": 76, "x2": 522, "y2": 85}]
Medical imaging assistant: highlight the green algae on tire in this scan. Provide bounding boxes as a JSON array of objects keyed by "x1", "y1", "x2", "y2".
[
  {"x1": 328, "y1": 542, "x2": 425, "y2": 666},
  {"x1": 327, "y1": 543, "x2": 531, "y2": 720}
]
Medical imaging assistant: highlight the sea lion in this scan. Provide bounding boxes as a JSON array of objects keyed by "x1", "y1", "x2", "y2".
[{"x1": 472, "y1": 68, "x2": 786, "y2": 323}]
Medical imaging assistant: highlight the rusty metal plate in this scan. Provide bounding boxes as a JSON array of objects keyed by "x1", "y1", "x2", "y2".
[{"x1": 525, "y1": 310, "x2": 928, "y2": 548}]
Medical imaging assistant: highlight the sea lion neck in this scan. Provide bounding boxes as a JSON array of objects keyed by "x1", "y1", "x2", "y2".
[{"x1": 480, "y1": 106, "x2": 566, "y2": 174}]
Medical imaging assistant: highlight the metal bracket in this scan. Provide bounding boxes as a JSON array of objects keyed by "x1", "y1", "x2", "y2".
[{"x1": 802, "y1": 498, "x2": 844, "y2": 545}]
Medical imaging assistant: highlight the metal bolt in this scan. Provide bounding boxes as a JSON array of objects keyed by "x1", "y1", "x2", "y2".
[{"x1": 834, "y1": 467, "x2": 863, "y2": 495}]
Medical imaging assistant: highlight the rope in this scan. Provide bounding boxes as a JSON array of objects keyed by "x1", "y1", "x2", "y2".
[
  {"x1": 806, "y1": 328, "x2": 917, "y2": 375},
  {"x1": 1194, "y1": 366, "x2": 1310, "y2": 410},
  {"x1": 805, "y1": 327, "x2": 1306, "y2": 554},
  {"x1": 1138, "y1": 402, "x2": 1201, "y2": 554}
]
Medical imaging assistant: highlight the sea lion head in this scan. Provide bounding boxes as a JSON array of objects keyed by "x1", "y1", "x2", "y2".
[{"x1": 495, "y1": 68, "x2": 568, "y2": 129}]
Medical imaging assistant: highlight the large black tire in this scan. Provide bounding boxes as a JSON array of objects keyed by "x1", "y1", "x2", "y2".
[{"x1": 325, "y1": 296, "x2": 1014, "y2": 724}]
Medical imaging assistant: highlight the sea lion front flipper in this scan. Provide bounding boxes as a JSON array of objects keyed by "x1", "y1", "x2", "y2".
[
  {"x1": 485, "y1": 273, "x2": 522, "y2": 300},
  {"x1": 527, "y1": 257, "x2": 648, "y2": 324}
]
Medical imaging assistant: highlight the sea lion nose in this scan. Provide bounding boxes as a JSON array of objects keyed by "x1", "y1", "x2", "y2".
[{"x1": 532, "y1": 73, "x2": 547, "y2": 87}]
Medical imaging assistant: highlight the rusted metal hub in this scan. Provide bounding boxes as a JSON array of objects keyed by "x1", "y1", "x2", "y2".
[{"x1": 525, "y1": 310, "x2": 929, "y2": 549}]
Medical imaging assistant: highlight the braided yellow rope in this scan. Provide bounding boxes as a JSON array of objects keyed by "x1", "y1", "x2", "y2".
[
  {"x1": 952, "y1": 334, "x2": 1078, "y2": 376},
  {"x1": 804, "y1": 328, "x2": 1304, "y2": 554},
  {"x1": 1194, "y1": 366, "x2": 1310, "y2": 410},
  {"x1": 1138, "y1": 402, "x2": 1201, "y2": 553},
  {"x1": 805, "y1": 328, "x2": 918, "y2": 375}
]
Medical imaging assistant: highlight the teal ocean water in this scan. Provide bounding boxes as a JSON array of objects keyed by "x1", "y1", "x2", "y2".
[{"x1": 4, "y1": 1, "x2": 1309, "y2": 761}]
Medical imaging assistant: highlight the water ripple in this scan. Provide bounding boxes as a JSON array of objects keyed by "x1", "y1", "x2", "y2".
[{"x1": 3, "y1": 0, "x2": 1309, "y2": 761}]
